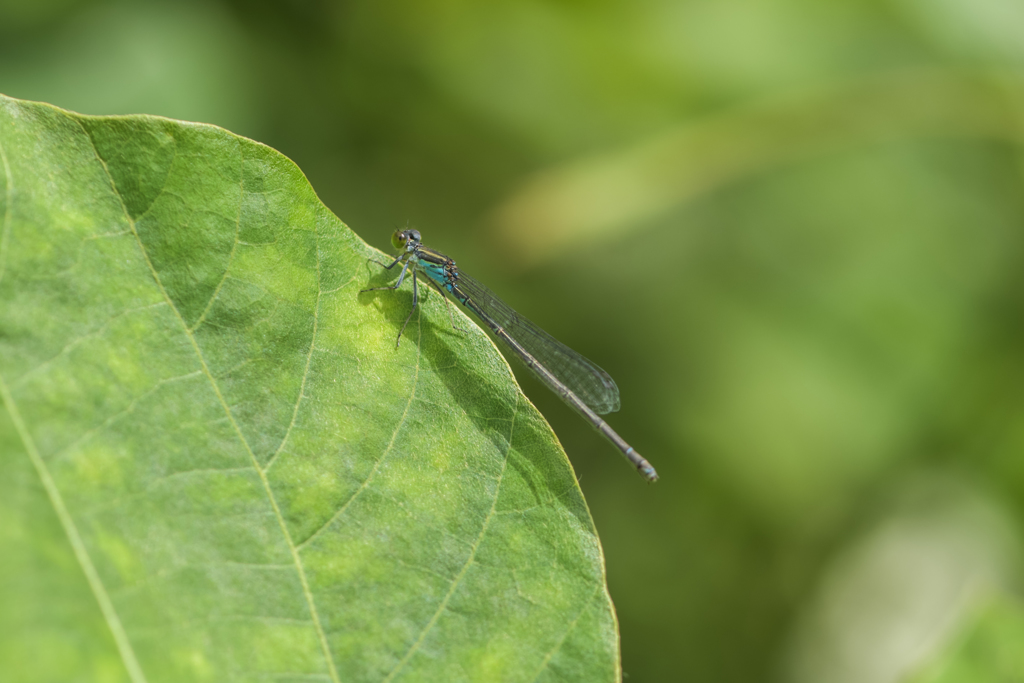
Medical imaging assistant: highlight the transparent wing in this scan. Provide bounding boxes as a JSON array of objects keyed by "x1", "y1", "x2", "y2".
[{"x1": 455, "y1": 272, "x2": 620, "y2": 414}]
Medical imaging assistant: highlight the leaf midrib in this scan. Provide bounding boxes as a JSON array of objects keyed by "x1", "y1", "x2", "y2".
[
  {"x1": 2, "y1": 125, "x2": 150, "y2": 681},
  {"x1": 0, "y1": 133, "x2": 11, "y2": 287},
  {"x1": 78, "y1": 116, "x2": 342, "y2": 683},
  {"x1": 0, "y1": 371, "x2": 150, "y2": 683},
  {"x1": 381, "y1": 399, "x2": 518, "y2": 682}
]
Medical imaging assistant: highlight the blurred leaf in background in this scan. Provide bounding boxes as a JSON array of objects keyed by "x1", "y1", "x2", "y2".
[
  {"x1": 0, "y1": 2, "x2": 261, "y2": 137},
  {"x1": 4, "y1": 0, "x2": 1024, "y2": 681},
  {"x1": 907, "y1": 595, "x2": 1024, "y2": 683}
]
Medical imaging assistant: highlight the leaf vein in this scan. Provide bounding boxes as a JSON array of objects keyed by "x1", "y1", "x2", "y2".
[
  {"x1": 12, "y1": 302, "x2": 169, "y2": 388},
  {"x1": 381, "y1": 397, "x2": 519, "y2": 683},
  {"x1": 529, "y1": 585, "x2": 602, "y2": 683},
  {"x1": 264, "y1": 224, "x2": 323, "y2": 474},
  {"x1": 52, "y1": 370, "x2": 204, "y2": 461},
  {"x1": 147, "y1": 465, "x2": 254, "y2": 485},
  {"x1": 0, "y1": 372, "x2": 149, "y2": 683},
  {"x1": 81, "y1": 124, "x2": 341, "y2": 683},
  {"x1": 189, "y1": 145, "x2": 244, "y2": 333},
  {"x1": 0, "y1": 132, "x2": 12, "y2": 287},
  {"x1": 295, "y1": 306, "x2": 423, "y2": 551}
]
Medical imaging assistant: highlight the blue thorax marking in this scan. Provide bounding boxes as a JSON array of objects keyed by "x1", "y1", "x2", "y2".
[
  {"x1": 412, "y1": 251, "x2": 456, "y2": 291},
  {"x1": 420, "y1": 261, "x2": 447, "y2": 286}
]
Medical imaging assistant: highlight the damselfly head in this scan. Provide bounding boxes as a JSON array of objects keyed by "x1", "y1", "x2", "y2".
[{"x1": 391, "y1": 229, "x2": 422, "y2": 251}]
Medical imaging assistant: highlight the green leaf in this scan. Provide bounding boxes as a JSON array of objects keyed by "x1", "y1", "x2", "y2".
[
  {"x1": 0, "y1": 94, "x2": 619, "y2": 683},
  {"x1": 905, "y1": 596, "x2": 1024, "y2": 683},
  {"x1": 492, "y1": 70, "x2": 1024, "y2": 268}
]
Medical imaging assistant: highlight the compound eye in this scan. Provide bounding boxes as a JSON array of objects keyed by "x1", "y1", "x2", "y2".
[
  {"x1": 390, "y1": 230, "x2": 406, "y2": 250},
  {"x1": 407, "y1": 229, "x2": 421, "y2": 244}
]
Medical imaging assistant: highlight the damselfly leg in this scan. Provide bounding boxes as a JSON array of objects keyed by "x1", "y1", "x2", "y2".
[{"x1": 361, "y1": 257, "x2": 418, "y2": 348}]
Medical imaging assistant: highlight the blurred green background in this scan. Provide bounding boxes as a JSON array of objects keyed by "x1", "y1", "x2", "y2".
[{"x1": 5, "y1": 0, "x2": 1024, "y2": 681}]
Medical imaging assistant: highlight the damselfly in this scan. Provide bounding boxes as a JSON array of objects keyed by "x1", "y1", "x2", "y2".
[{"x1": 362, "y1": 229, "x2": 658, "y2": 482}]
